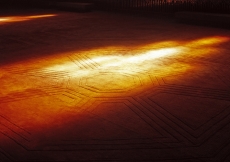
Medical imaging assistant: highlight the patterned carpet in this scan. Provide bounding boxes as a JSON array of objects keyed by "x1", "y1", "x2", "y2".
[{"x1": 0, "y1": 9, "x2": 230, "y2": 161}]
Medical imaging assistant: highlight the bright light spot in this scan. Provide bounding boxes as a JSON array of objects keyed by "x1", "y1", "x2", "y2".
[
  {"x1": 45, "y1": 46, "x2": 183, "y2": 79},
  {"x1": 187, "y1": 36, "x2": 229, "y2": 47},
  {"x1": 0, "y1": 14, "x2": 56, "y2": 24},
  {"x1": 27, "y1": 14, "x2": 57, "y2": 19},
  {"x1": 0, "y1": 18, "x2": 11, "y2": 22},
  {"x1": 47, "y1": 61, "x2": 77, "y2": 72},
  {"x1": 44, "y1": 36, "x2": 229, "y2": 78},
  {"x1": 127, "y1": 48, "x2": 180, "y2": 63},
  {"x1": 93, "y1": 47, "x2": 183, "y2": 69}
]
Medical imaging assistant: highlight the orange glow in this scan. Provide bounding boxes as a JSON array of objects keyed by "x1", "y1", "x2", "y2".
[
  {"x1": 1, "y1": 7, "x2": 230, "y2": 160},
  {"x1": 0, "y1": 35, "x2": 230, "y2": 156},
  {"x1": 0, "y1": 18, "x2": 10, "y2": 22},
  {"x1": 43, "y1": 36, "x2": 229, "y2": 79},
  {"x1": 187, "y1": 36, "x2": 229, "y2": 47},
  {"x1": 2, "y1": 36, "x2": 226, "y2": 100},
  {"x1": 45, "y1": 47, "x2": 183, "y2": 76},
  {"x1": 0, "y1": 14, "x2": 56, "y2": 24}
]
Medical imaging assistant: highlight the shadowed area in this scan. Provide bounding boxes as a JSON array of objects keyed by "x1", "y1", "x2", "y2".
[{"x1": 1, "y1": 9, "x2": 230, "y2": 162}]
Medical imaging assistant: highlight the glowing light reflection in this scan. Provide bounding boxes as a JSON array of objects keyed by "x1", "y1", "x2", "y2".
[
  {"x1": 45, "y1": 47, "x2": 183, "y2": 78},
  {"x1": 43, "y1": 36, "x2": 229, "y2": 80},
  {"x1": 0, "y1": 35, "x2": 229, "y2": 138},
  {"x1": 0, "y1": 18, "x2": 10, "y2": 22},
  {"x1": 185, "y1": 36, "x2": 229, "y2": 47},
  {"x1": 0, "y1": 14, "x2": 56, "y2": 24}
]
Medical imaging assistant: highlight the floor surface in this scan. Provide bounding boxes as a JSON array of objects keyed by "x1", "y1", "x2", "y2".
[{"x1": 1, "y1": 9, "x2": 230, "y2": 162}]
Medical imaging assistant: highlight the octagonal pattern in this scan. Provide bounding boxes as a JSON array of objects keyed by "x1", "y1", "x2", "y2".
[
  {"x1": 1, "y1": 10, "x2": 230, "y2": 162},
  {"x1": 80, "y1": 72, "x2": 142, "y2": 92},
  {"x1": 149, "y1": 93, "x2": 230, "y2": 130}
]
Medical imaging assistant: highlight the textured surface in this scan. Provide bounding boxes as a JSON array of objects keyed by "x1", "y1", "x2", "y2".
[{"x1": 1, "y1": 10, "x2": 230, "y2": 162}]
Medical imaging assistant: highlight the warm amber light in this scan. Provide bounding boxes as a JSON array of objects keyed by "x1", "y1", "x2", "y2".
[
  {"x1": 1, "y1": 36, "x2": 229, "y2": 98},
  {"x1": 44, "y1": 36, "x2": 229, "y2": 77},
  {"x1": 44, "y1": 47, "x2": 183, "y2": 78},
  {"x1": 45, "y1": 36, "x2": 229, "y2": 75},
  {"x1": 0, "y1": 14, "x2": 56, "y2": 24},
  {"x1": 0, "y1": 18, "x2": 10, "y2": 22},
  {"x1": 27, "y1": 15, "x2": 56, "y2": 19},
  {"x1": 0, "y1": 35, "x2": 229, "y2": 148},
  {"x1": 186, "y1": 36, "x2": 229, "y2": 47}
]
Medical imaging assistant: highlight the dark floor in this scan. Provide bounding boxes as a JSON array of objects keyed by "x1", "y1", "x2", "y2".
[{"x1": 1, "y1": 9, "x2": 230, "y2": 162}]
